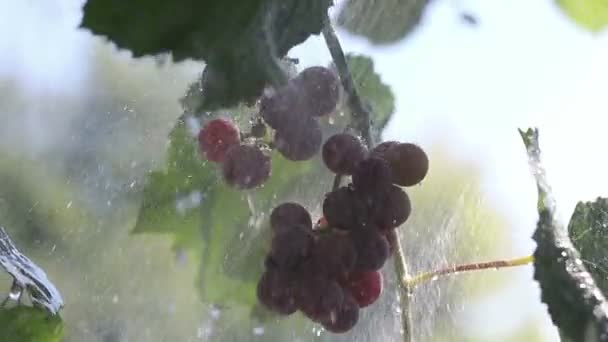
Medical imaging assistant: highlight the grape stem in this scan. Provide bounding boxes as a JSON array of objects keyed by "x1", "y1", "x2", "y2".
[
  {"x1": 322, "y1": 17, "x2": 373, "y2": 148},
  {"x1": 322, "y1": 15, "x2": 413, "y2": 342},
  {"x1": 406, "y1": 255, "x2": 534, "y2": 288}
]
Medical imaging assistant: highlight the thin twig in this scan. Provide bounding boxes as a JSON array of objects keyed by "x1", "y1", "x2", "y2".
[
  {"x1": 406, "y1": 255, "x2": 534, "y2": 288},
  {"x1": 322, "y1": 15, "x2": 412, "y2": 342},
  {"x1": 322, "y1": 17, "x2": 373, "y2": 147}
]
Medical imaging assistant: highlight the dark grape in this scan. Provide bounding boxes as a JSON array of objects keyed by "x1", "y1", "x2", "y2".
[
  {"x1": 341, "y1": 270, "x2": 383, "y2": 308},
  {"x1": 370, "y1": 141, "x2": 397, "y2": 158},
  {"x1": 297, "y1": 275, "x2": 344, "y2": 323},
  {"x1": 372, "y1": 142, "x2": 429, "y2": 186},
  {"x1": 259, "y1": 84, "x2": 300, "y2": 131},
  {"x1": 321, "y1": 292, "x2": 359, "y2": 333},
  {"x1": 294, "y1": 66, "x2": 340, "y2": 117},
  {"x1": 257, "y1": 269, "x2": 298, "y2": 315},
  {"x1": 352, "y1": 157, "x2": 393, "y2": 193},
  {"x1": 351, "y1": 229, "x2": 390, "y2": 271},
  {"x1": 270, "y1": 202, "x2": 312, "y2": 233},
  {"x1": 222, "y1": 144, "x2": 271, "y2": 189},
  {"x1": 198, "y1": 118, "x2": 240, "y2": 162},
  {"x1": 322, "y1": 187, "x2": 370, "y2": 231},
  {"x1": 270, "y1": 225, "x2": 313, "y2": 270},
  {"x1": 311, "y1": 233, "x2": 357, "y2": 276},
  {"x1": 274, "y1": 118, "x2": 322, "y2": 161},
  {"x1": 322, "y1": 133, "x2": 367, "y2": 175},
  {"x1": 366, "y1": 185, "x2": 411, "y2": 230}
]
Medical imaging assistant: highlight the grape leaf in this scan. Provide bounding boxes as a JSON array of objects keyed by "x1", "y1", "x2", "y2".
[
  {"x1": 520, "y1": 128, "x2": 608, "y2": 342},
  {"x1": 0, "y1": 307, "x2": 63, "y2": 342},
  {"x1": 329, "y1": 54, "x2": 395, "y2": 137},
  {"x1": 569, "y1": 197, "x2": 608, "y2": 296},
  {"x1": 81, "y1": 0, "x2": 332, "y2": 109},
  {"x1": 347, "y1": 54, "x2": 395, "y2": 132},
  {"x1": 556, "y1": 0, "x2": 608, "y2": 32},
  {"x1": 337, "y1": 0, "x2": 430, "y2": 45}
]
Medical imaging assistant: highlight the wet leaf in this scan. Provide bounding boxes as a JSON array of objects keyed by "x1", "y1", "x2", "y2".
[
  {"x1": 569, "y1": 197, "x2": 608, "y2": 296},
  {"x1": 0, "y1": 306, "x2": 63, "y2": 342},
  {"x1": 556, "y1": 0, "x2": 608, "y2": 32},
  {"x1": 347, "y1": 54, "x2": 395, "y2": 132},
  {"x1": 337, "y1": 0, "x2": 430, "y2": 45},
  {"x1": 81, "y1": 0, "x2": 332, "y2": 109}
]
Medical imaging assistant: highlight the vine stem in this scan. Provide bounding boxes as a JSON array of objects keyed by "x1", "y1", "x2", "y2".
[
  {"x1": 406, "y1": 255, "x2": 534, "y2": 288},
  {"x1": 322, "y1": 16, "x2": 413, "y2": 342}
]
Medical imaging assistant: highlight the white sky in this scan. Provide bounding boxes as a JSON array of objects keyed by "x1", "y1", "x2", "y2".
[{"x1": 1, "y1": 0, "x2": 608, "y2": 340}]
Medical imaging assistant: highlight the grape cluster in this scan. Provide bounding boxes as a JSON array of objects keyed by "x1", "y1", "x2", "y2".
[
  {"x1": 258, "y1": 202, "x2": 383, "y2": 332},
  {"x1": 260, "y1": 66, "x2": 340, "y2": 161},
  {"x1": 258, "y1": 134, "x2": 429, "y2": 333},
  {"x1": 198, "y1": 118, "x2": 271, "y2": 189}
]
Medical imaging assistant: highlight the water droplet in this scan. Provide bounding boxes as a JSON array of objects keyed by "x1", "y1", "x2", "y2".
[
  {"x1": 253, "y1": 326, "x2": 265, "y2": 335},
  {"x1": 8, "y1": 286, "x2": 22, "y2": 301},
  {"x1": 129, "y1": 181, "x2": 137, "y2": 188},
  {"x1": 112, "y1": 295, "x2": 119, "y2": 303},
  {"x1": 66, "y1": 201, "x2": 72, "y2": 209}
]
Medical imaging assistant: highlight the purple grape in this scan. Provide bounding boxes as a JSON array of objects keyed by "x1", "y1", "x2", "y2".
[{"x1": 322, "y1": 133, "x2": 367, "y2": 175}]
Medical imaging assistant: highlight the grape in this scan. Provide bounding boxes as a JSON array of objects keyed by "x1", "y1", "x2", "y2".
[
  {"x1": 297, "y1": 275, "x2": 344, "y2": 323},
  {"x1": 270, "y1": 202, "x2": 312, "y2": 233},
  {"x1": 198, "y1": 118, "x2": 241, "y2": 162},
  {"x1": 372, "y1": 142, "x2": 429, "y2": 186},
  {"x1": 321, "y1": 292, "x2": 359, "y2": 333},
  {"x1": 270, "y1": 225, "x2": 313, "y2": 270},
  {"x1": 274, "y1": 118, "x2": 322, "y2": 161},
  {"x1": 222, "y1": 144, "x2": 271, "y2": 189},
  {"x1": 351, "y1": 157, "x2": 393, "y2": 193},
  {"x1": 294, "y1": 66, "x2": 340, "y2": 117},
  {"x1": 257, "y1": 269, "x2": 298, "y2": 315},
  {"x1": 341, "y1": 270, "x2": 383, "y2": 308},
  {"x1": 311, "y1": 233, "x2": 357, "y2": 277},
  {"x1": 322, "y1": 133, "x2": 367, "y2": 175},
  {"x1": 351, "y1": 229, "x2": 390, "y2": 271},
  {"x1": 322, "y1": 187, "x2": 371, "y2": 231},
  {"x1": 259, "y1": 84, "x2": 300, "y2": 131},
  {"x1": 366, "y1": 185, "x2": 411, "y2": 230}
]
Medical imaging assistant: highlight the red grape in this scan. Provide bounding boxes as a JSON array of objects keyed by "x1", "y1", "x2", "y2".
[
  {"x1": 341, "y1": 270, "x2": 383, "y2": 308},
  {"x1": 198, "y1": 118, "x2": 240, "y2": 162}
]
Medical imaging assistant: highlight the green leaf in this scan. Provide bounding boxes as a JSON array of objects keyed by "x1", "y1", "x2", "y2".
[
  {"x1": 328, "y1": 54, "x2": 395, "y2": 137},
  {"x1": 347, "y1": 54, "x2": 395, "y2": 132},
  {"x1": 0, "y1": 307, "x2": 64, "y2": 342},
  {"x1": 81, "y1": 0, "x2": 332, "y2": 109},
  {"x1": 337, "y1": 0, "x2": 430, "y2": 45},
  {"x1": 569, "y1": 197, "x2": 608, "y2": 296},
  {"x1": 556, "y1": 0, "x2": 608, "y2": 32}
]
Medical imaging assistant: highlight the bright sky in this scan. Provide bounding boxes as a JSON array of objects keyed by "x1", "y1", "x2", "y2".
[{"x1": 2, "y1": 0, "x2": 608, "y2": 340}]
